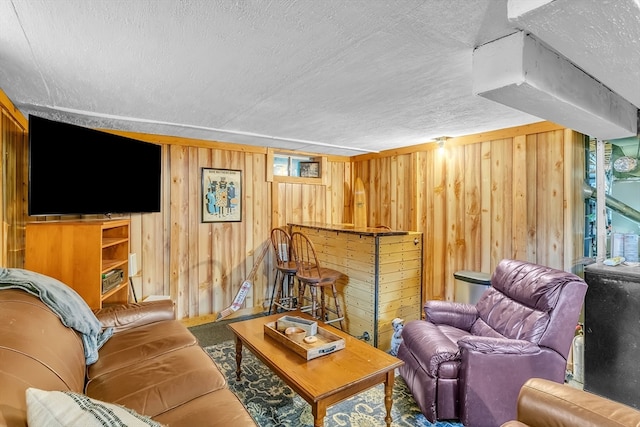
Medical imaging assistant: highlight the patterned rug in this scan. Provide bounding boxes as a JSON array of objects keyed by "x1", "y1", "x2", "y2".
[{"x1": 205, "y1": 341, "x2": 463, "y2": 427}]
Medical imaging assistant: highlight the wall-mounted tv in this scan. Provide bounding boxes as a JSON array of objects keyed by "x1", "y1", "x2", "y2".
[{"x1": 28, "y1": 115, "x2": 162, "y2": 216}]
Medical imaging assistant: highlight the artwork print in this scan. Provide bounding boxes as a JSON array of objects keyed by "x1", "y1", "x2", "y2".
[{"x1": 202, "y1": 168, "x2": 242, "y2": 222}]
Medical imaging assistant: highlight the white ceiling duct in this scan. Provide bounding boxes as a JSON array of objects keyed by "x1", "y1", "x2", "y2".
[{"x1": 472, "y1": 31, "x2": 638, "y2": 140}]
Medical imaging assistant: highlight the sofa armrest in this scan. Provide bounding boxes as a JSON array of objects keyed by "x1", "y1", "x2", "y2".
[
  {"x1": 93, "y1": 300, "x2": 175, "y2": 333},
  {"x1": 502, "y1": 377, "x2": 640, "y2": 427},
  {"x1": 424, "y1": 300, "x2": 478, "y2": 330},
  {"x1": 458, "y1": 336, "x2": 540, "y2": 355}
]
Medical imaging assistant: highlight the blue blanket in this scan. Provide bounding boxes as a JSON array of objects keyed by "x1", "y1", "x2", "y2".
[{"x1": 0, "y1": 268, "x2": 113, "y2": 365}]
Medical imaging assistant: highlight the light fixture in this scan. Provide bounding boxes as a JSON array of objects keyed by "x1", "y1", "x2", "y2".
[
  {"x1": 435, "y1": 137, "x2": 447, "y2": 151},
  {"x1": 472, "y1": 31, "x2": 637, "y2": 140}
]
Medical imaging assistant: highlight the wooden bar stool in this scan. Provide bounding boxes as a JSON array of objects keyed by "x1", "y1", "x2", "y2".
[
  {"x1": 290, "y1": 231, "x2": 345, "y2": 330},
  {"x1": 268, "y1": 227, "x2": 299, "y2": 314}
]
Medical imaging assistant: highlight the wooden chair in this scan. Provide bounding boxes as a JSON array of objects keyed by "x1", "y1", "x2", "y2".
[
  {"x1": 290, "y1": 231, "x2": 345, "y2": 330},
  {"x1": 268, "y1": 227, "x2": 298, "y2": 314}
]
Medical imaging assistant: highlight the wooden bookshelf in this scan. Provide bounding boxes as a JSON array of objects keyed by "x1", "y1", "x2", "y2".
[{"x1": 25, "y1": 219, "x2": 130, "y2": 309}]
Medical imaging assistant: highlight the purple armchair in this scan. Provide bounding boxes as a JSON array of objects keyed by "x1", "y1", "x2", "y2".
[{"x1": 397, "y1": 259, "x2": 587, "y2": 427}]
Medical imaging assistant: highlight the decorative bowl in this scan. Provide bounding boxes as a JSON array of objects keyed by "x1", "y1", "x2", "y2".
[{"x1": 284, "y1": 326, "x2": 306, "y2": 343}]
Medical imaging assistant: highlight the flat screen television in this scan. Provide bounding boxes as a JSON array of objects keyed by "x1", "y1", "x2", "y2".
[{"x1": 28, "y1": 115, "x2": 162, "y2": 216}]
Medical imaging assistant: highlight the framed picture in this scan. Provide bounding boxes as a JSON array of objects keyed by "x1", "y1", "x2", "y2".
[
  {"x1": 299, "y1": 161, "x2": 320, "y2": 178},
  {"x1": 201, "y1": 168, "x2": 242, "y2": 222}
]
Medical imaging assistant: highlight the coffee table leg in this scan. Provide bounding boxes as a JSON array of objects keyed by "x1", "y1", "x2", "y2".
[
  {"x1": 384, "y1": 370, "x2": 394, "y2": 427},
  {"x1": 234, "y1": 336, "x2": 243, "y2": 381},
  {"x1": 312, "y1": 401, "x2": 327, "y2": 427}
]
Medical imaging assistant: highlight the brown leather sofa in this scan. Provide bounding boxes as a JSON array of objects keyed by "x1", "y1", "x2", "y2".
[
  {"x1": 502, "y1": 377, "x2": 640, "y2": 427},
  {"x1": 0, "y1": 288, "x2": 256, "y2": 427}
]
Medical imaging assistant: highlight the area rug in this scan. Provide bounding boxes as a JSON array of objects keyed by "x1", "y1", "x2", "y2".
[{"x1": 205, "y1": 341, "x2": 463, "y2": 427}]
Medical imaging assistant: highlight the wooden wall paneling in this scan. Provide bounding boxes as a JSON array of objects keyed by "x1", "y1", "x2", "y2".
[
  {"x1": 420, "y1": 150, "x2": 435, "y2": 302},
  {"x1": 208, "y1": 149, "x2": 233, "y2": 314},
  {"x1": 525, "y1": 134, "x2": 539, "y2": 263},
  {"x1": 325, "y1": 163, "x2": 335, "y2": 225},
  {"x1": 280, "y1": 182, "x2": 291, "y2": 224},
  {"x1": 159, "y1": 143, "x2": 172, "y2": 297},
  {"x1": 410, "y1": 152, "x2": 426, "y2": 233},
  {"x1": 301, "y1": 183, "x2": 315, "y2": 222},
  {"x1": 352, "y1": 161, "x2": 368, "y2": 225},
  {"x1": 241, "y1": 152, "x2": 255, "y2": 310},
  {"x1": 358, "y1": 160, "x2": 371, "y2": 226},
  {"x1": 0, "y1": 112, "x2": 4, "y2": 267},
  {"x1": 445, "y1": 144, "x2": 466, "y2": 299},
  {"x1": 289, "y1": 182, "x2": 302, "y2": 223},
  {"x1": 169, "y1": 145, "x2": 191, "y2": 319},
  {"x1": 365, "y1": 159, "x2": 377, "y2": 227},
  {"x1": 535, "y1": 132, "x2": 549, "y2": 266},
  {"x1": 281, "y1": 182, "x2": 292, "y2": 226},
  {"x1": 271, "y1": 181, "x2": 284, "y2": 229},
  {"x1": 128, "y1": 213, "x2": 142, "y2": 300},
  {"x1": 0, "y1": 112, "x2": 5, "y2": 267},
  {"x1": 196, "y1": 147, "x2": 213, "y2": 316},
  {"x1": 512, "y1": 135, "x2": 528, "y2": 262},
  {"x1": 411, "y1": 152, "x2": 427, "y2": 308},
  {"x1": 224, "y1": 150, "x2": 251, "y2": 312},
  {"x1": 381, "y1": 156, "x2": 392, "y2": 229},
  {"x1": 463, "y1": 143, "x2": 482, "y2": 271},
  {"x1": 480, "y1": 141, "x2": 492, "y2": 273},
  {"x1": 565, "y1": 130, "x2": 586, "y2": 274},
  {"x1": 400, "y1": 153, "x2": 414, "y2": 232},
  {"x1": 326, "y1": 161, "x2": 340, "y2": 225},
  {"x1": 389, "y1": 155, "x2": 399, "y2": 230},
  {"x1": 250, "y1": 152, "x2": 272, "y2": 309},
  {"x1": 537, "y1": 131, "x2": 565, "y2": 269},
  {"x1": 137, "y1": 212, "x2": 165, "y2": 299},
  {"x1": 210, "y1": 217, "x2": 225, "y2": 314},
  {"x1": 186, "y1": 147, "x2": 200, "y2": 317},
  {"x1": 1, "y1": 112, "x2": 27, "y2": 268},
  {"x1": 340, "y1": 161, "x2": 352, "y2": 225},
  {"x1": 0, "y1": 92, "x2": 28, "y2": 269},
  {"x1": 432, "y1": 147, "x2": 447, "y2": 300},
  {"x1": 489, "y1": 139, "x2": 513, "y2": 270}
]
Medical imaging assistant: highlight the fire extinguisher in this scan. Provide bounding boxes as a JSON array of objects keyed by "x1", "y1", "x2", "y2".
[{"x1": 572, "y1": 324, "x2": 584, "y2": 383}]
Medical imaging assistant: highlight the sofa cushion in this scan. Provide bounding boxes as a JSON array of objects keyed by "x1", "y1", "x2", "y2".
[
  {"x1": 473, "y1": 290, "x2": 550, "y2": 343},
  {"x1": 87, "y1": 320, "x2": 197, "y2": 380},
  {"x1": 26, "y1": 387, "x2": 163, "y2": 427},
  {"x1": 401, "y1": 320, "x2": 465, "y2": 377},
  {"x1": 152, "y1": 389, "x2": 257, "y2": 426},
  {"x1": 86, "y1": 345, "x2": 227, "y2": 418},
  {"x1": 0, "y1": 290, "x2": 86, "y2": 392}
]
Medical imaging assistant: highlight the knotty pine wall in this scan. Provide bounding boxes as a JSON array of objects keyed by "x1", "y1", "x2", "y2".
[
  {"x1": 352, "y1": 122, "x2": 587, "y2": 302},
  {"x1": 1, "y1": 88, "x2": 586, "y2": 320},
  {"x1": 0, "y1": 91, "x2": 28, "y2": 269}
]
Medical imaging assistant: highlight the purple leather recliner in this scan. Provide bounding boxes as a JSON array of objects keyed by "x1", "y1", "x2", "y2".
[{"x1": 397, "y1": 259, "x2": 588, "y2": 427}]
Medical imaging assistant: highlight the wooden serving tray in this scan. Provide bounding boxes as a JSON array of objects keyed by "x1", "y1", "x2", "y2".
[{"x1": 264, "y1": 321, "x2": 345, "y2": 360}]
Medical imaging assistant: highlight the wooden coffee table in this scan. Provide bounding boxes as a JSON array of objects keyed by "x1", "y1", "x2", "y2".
[{"x1": 228, "y1": 311, "x2": 404, "y2": 427}]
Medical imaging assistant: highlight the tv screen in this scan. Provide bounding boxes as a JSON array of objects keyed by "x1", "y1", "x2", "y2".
[{"x1": 28, "y1": 115, "x2": 161, "y2": 216}]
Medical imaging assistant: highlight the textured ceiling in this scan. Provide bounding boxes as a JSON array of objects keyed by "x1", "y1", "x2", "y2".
[{"x1": 0, "y1": 0, "x2": 638, "y2": 156}]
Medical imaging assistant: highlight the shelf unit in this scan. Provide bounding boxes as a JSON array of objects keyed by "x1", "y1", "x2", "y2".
[{"x1": 25, "y1": 219, "x2": 130, "y2": 309}]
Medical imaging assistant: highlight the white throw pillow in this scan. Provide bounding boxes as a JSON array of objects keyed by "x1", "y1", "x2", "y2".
[{"x1": 26, "y1": 388, "x2": 163, "y2": 427}]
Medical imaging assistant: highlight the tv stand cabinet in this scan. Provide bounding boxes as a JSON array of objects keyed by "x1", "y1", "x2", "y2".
[{"x1": 25, "y1": 219, "x2": 130, "y2": 310}]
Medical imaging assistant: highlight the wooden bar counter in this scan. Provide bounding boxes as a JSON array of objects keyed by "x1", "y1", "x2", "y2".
[{"x1": 289, "y1": 223, "x2": 423, "y2": 351}]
